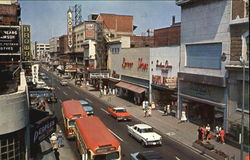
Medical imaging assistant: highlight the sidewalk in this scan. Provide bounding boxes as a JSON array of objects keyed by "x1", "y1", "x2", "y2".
[{"x1": 73, "y1": 82, "x2": 247, "y2": 160}]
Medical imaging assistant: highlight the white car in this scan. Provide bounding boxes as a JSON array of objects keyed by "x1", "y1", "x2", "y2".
[
  {"x1": 128, "y1": 124, "x2": 162, "y2": 146},
  {"x1": 60, "y1": 79, "x2": 68, "y2": 86}
]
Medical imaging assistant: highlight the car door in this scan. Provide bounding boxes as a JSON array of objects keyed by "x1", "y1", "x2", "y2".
[{"x1": 133, "y1": 127, "x2": 141, "y2": 140}]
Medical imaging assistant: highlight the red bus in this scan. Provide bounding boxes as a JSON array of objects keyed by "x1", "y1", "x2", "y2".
[
  {"x1": 75, "y1": 116, "x2": 121, "y2": 160},
  {"x1": 61, "y1": 100, "x2": 87, "y2": 139}
]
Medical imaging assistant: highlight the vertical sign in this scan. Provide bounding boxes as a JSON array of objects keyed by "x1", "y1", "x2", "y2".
[
  {"x1": 22, "y1": 25, "x2": 31, "y2": 61},
  {"x1": 32, "y1": 64, "x2": 39, "y2": 84},
  {"x1": 67, "y1": 9, "x2": 73, "y2": 49}
]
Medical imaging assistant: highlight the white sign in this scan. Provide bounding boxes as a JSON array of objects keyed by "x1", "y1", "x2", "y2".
[
  {"x1": 90, "y1": 73, "x2": 109, "y2": 79},
  {"x1": 32, "y1": 64, "x2": 39, "y2": 84},
  {"x1": 67, "y1": 9, "x2": 73, "y2": 49}
]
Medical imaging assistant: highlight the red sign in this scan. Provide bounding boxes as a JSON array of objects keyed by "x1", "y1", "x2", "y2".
[
  {"x1": 85, "y1": 22, "x2": 96, "y2": 40},
  {"x1": 137, "y1": 57, "x2": 148, "y2": 70},
  {"x1": 122, "y1": 57, "x2": 133, "y2": 68}
]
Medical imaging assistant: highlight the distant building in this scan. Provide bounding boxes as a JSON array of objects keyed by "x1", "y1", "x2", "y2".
[
  {"x1": 49, "y1": 37, "x2": 59, "y2": 61},
  {"x1": 31, "y1": 42, "x2": 50, "y2": 61},
  {"x1": 154, "y1": 16, "x2": 180, "y2": 47}
]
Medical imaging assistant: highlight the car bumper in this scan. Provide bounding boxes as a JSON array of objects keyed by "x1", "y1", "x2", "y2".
[{"x1": 146, "y1": 140, "x2": 162, "y2": 146}]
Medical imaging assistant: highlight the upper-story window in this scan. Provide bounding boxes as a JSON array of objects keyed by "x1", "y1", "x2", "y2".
[
  {"x1": 186, "y1": 43, "x2": 222, "y2": 69},
  {"x1": 242, "y1": 31, "x2": 249, "y2": 62}
]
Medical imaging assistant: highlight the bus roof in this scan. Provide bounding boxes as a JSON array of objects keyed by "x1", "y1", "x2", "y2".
[
  {"x1": 75, "y1": 116, "x2": 120, "y2": 154},
  {"x1": 61, "y1": 100, "x2": 87, "y2": 119}
]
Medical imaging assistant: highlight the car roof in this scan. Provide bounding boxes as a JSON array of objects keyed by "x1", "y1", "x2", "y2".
[
  {"x1": 113, "y1": 107, "x2": 126, "y2": 110},
  {"x1": 83, "y1": 106, "x2": 93, "y2": 111},
  {"x1": 79, "y1": 100, "x2": 89, "y2": 105},
  {"x1": 134, "y1": 124, "x2": 152, "y2": 129},
  {"x1": 137, "y1": 151, "x2": 163, "y2": 160}
]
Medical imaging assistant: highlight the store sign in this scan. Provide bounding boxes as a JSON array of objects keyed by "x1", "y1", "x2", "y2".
[
  {"x1": 85, "y1": 22, "x2": 96, "y2": 40},
  {"x1": 22, "y1": 25, "x2": 31, "y2": 61},
  {"x1": 137, "y1": 57, "x2": 148, "y2": 70},
  {"x1": 32, "y1": 64, "x2": 39, "y2": 83},
  {"x1": 90, "y1": 73, "x2": 109, "y2": 79},
  {"x1": 122, "y1": 57, "x2": 133, "y2": 68},
  {"x1": 67, "y1": 9, "x2": 73, "y2": 49},
  {"x1": 31, "y1": 115, "x2": 57, "y2": 144},
  {"x1": 0, "y1": 26, "x2": 20, "y2": 54}
]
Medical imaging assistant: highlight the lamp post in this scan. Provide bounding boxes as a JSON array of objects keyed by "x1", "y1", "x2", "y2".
[{"x1": 239, "y1": 56, "x2": 246, "y2": 160}]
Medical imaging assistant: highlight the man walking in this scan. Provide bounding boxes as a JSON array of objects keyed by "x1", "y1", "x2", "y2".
[{"x1": 57, "y1": 130, "x2": 64, "y2": 147}]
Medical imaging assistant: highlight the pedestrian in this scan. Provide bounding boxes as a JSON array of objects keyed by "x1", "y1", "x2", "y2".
[
  {"x1": 197, "y1": 126, "x2": 203, "y2": 141},
  {"x1": 180, "y1": 110, "x2": 187, "y2": 123},
  {"x1": 50, "y1": 133, "x2": 58, "y2": 151},
  {"x1": 167, "y1": 105, "x2": 171, "y2": 116},
  {"x1": 148, "y1": 107, "x2": 152, "y2": 117},
  {"x1": 144, "y1": 107, "x2": 148, "y2": 117},
  {"x1": 163, "y1": 105, "x2": 167, "y2": 116},
  {"x1": 57, "y1": 130, "x2": 64, "y2": 147},
  {"x1": 219, "y1": 127, "x2": 225, "y2": 144},
  {"x1": 215, "y1": 125, "x2": 220, "y2": 142},
  {"x1": 205, "y1": 124, "x2": 211, "y2": 140},
  {"x1": 201, "y1": 125, "x2": 206, "y2": 141},
  {"x1": 151, "y1": 102, "x2": 155, "y2": 110},
  {"x1": 142, "y1": 101, "x2": 146, "y2": 110}
]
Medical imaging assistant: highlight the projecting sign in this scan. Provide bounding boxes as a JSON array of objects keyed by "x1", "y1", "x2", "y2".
[
  {"x1": 85, "y1": 22, "x2": 96, "y2": 40},
  {"x1": 32, "y1": 64, "x2": 39, "y2": 84},
  {"x1": 0, "y1": 26, "x2": 20, "y2": 54},
  {"x1": 22, "y1": 25, "x2": 31, "y2": 61},
  {"x1": 67, "y1": 9, "x2": 73, "y2": 49}
]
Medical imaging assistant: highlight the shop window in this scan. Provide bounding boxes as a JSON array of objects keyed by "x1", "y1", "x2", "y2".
[
  {"x1": 237, "y1": 81, "x2": 249, "y2": 112},
  {"x1": 186, "y1": 43, "x2": 222, "y2": 69}
]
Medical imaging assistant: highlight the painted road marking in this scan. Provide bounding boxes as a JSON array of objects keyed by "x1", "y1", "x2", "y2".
[
  {"x1": 63, "y1": 91, "x2": 68, "y2": 96},
  {"x1": 86, "y1": 98, "x2": 92, "y2": 103},
  {"x1": 166, "y1": 132, "x2": 176, "y2": 136},
  {"x1": 108, "y1": 129, "x2": 124, "y2": 142},
  {"x1": 74, "y1": 90, "x2": 80, "y2": 95},
  {"x1": 101, "y1": 108, "x2": 109, "y2": 114},
  {"x1": 175, "y1": 156, "x2": 181, "y2": 160}
]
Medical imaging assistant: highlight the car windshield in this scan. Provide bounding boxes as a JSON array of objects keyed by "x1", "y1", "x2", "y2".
[
  {"x1": 69, "y1": 120, "x2": 75, "y2": 127},
  {"x1": 116, "y1": 109, "x2": 126, "y2": 113},
  {"x1": 94, "y1": 152, "x2": 119, "y2": 160},
  {"x1": 141, "y1": 128, "x2": 153, "y2": 133}
]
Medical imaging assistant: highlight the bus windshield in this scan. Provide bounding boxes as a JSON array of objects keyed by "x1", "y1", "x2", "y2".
[
  {"x1": 69, "y1": 120, "x2": 75, "y2": 127},
  {"x1": 94, "y1": 152, "x2": 119, "y2": 160}
]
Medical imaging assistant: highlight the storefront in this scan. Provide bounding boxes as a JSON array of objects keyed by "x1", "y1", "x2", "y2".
[{"x1": 178, "y1": 73, "x2": 227, "y2": 131}]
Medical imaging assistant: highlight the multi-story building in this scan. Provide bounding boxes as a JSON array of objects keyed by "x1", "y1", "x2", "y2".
[
  {"x1": 226, "y1": 0, "x2": 249, "y2": 149},
  {"x1": 49, "y1": 37, "x2": 59, "y2": 61},
  {"x1": 176, "y1": 0, "x2": 231, "y2": 132},
  {"x1": 0, "y1": 0, "x2": 29, "y2": 159},
  {"x1": 31, "y1": 42, "x2": 50, "y2": 61}
]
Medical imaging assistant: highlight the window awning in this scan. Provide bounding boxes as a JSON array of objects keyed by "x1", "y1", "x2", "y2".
[{"x1": 115, "y1": 81, "x2": 146, "y2": 94}]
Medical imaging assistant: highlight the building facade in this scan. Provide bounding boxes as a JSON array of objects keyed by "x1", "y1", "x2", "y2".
[
  {"x1": 149, "y1": 46, "x2": 180, "y2": 113},
  {"x1": 226, "y1": 0, "x2": 249, "y2": 149},
  {"x1": 177, "y1": 0, "x2": 231, "y2": 131},
  {"x1": 0, "y1": 1, "x2": 29, "y2": 159},
  {"x1": 49, "y1": 37, "x2": 59, "y2": 62},
  {"x1": 31, "y1": 42, "x2": 49, "y2": 61}
]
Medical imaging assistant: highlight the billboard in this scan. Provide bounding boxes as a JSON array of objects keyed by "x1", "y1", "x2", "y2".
[
  {"x1": 22, "y1": 25, "x2": 31, "y2": 61},
  {"x1": 0, "y1": 26, "x2": 20, "y2": 54},
  {"x1": 32, "y1": 64, "x2": 39, "y2": 83},
  {"x1": 85, "y1": 21, "x2": 96, "y2": 40},
  {"x1": 67, "y1": 9, "x2": 73, "y2": 49}
]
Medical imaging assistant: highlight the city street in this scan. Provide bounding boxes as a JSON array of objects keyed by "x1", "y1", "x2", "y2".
[{"x1": 42, "y1": 68, "x2": 207, "y2": 160}]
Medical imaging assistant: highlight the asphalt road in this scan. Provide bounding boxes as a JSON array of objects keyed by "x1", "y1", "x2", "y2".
[{"x1": 42, "y1": 68, "x2": 208, "y2": 160}]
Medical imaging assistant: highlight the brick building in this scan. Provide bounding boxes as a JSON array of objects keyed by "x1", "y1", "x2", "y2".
[
  {"x1": 154, "y1": 16, "x2": 181, "y2": 47},
  {"x1": 59, "y1": 35, "x2": 69, "y2": 54},
  {"x1": 130, "y1": 35, "x2": 154, "y2": 48},
  {"x1": 0, "y1": 2, "x2": 20, "y2": 25}
]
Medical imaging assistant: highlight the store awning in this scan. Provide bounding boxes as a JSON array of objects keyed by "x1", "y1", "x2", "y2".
[{"x1": 115, "y1": 81, "x2": 146, "y2": 94}]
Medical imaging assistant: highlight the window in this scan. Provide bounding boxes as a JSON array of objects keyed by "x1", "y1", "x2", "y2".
[
  {"x1": 242, "y1": 31, "x2": 249, "y2": 62},
  {"x1": 186, "y1": 43, "x2": 222, "y2": 69}
]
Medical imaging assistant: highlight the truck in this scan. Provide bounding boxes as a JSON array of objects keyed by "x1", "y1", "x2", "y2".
[{"x1": 127, "y1": 124, "x2": 162, "y2": 147}]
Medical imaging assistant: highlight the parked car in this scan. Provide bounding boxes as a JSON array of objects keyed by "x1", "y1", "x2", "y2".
[
  {"x1": 128, "y1": 124, "x2": 162, "y2": 146},
  {"x1": 130, "y1": 151, "x2": 163, "y2": 160},
  {"x1": 108, "y1": 107, "x2": 132, "y2": 121},
  {"x1": 41, "y1": 75, "x2": 49, "y2": 80},
  {"x1": 60, "y1": 79, "x2": 68, "y2": 86}
]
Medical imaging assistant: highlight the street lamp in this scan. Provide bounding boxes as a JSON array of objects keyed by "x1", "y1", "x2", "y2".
[{"x1": 239, "y1": 56, "x2": 246, "y2": 160}]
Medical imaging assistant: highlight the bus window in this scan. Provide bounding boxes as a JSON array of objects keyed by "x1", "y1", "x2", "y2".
[
  {"x1": 93, "y1": 152, "x2": 119, "y2": 160},
  {"x1": 69, "y1": 120, "x2": 75, "y2": 127}
]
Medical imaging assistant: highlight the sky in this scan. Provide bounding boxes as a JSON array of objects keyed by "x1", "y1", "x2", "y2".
[{"x1": 20, "y1": 1, "x2": 181, "y2": 43}]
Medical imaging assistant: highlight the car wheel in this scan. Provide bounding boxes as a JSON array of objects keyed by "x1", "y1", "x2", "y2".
[{"x1": 141, "y1": 140, "x2": 146, "y2": 147}]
